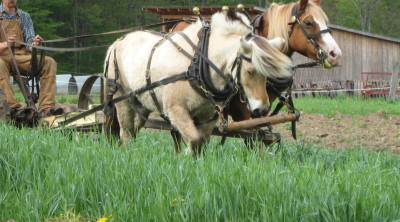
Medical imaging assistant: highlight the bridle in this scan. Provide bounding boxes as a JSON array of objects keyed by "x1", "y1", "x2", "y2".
[
  {"x1": 231, "y1": 48, "x2": 252, "y2": 104},
  {"x1": 288, "y1": 4, "x2": 331, "y2": 66}
]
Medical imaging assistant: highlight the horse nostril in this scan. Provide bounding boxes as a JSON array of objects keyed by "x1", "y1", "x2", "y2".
[
  {"x1": 329, "y1": 50, "x2": 336, "y2": 58},
  {"x1": 252, "y1": 108, "x2": 261, "y2": 117}
]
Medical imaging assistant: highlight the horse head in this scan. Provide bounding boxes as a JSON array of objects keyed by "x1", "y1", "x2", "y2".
[
  {"x1": 235, "y1": 35, "x2": 293, "y2": 117},
  {"x1": 209, "y1": 11, "x2": 293, "y2": 118},
  {"x1": 264, "y1": 0, "x2": 342, "y2": 68}
]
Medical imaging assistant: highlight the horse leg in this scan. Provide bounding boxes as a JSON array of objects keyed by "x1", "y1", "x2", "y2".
[
  {"x1": 168, "y1": 105, "x2": 204, "y2": 157},
  {"x1": 133, "y1": 109, "x2": 151, "y2": 137},
  {"x1": 170, "y1": 130, "x2": 182, "y2": 153},
  {"x1": 229, "y1": 91, "x2": 280, "y2": 151},
  {"x1": 229, "y1": 94, "x2": 252, "y2": 121},
  {"x1": 115, "y1": 99, "x2": 137, "y2": 143},
  {"x1": 196, "y1": 121, "x2": 216, "y2": 150}
]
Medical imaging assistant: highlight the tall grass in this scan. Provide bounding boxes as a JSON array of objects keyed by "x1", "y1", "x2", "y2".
[{"x1": 1, "y1": 125, "x2": 399, "y2": 221}]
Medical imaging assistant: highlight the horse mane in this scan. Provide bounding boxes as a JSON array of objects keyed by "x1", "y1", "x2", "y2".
[
  {"x1": 250, "y1": 36, "x2": 293, "y2": 78},
  {"x1": 265, "y1": 1, "x2": 329, "y2": 53},
  {"x1": 208, "y1": 11, "x2": 292, "y2": 78},
  {"x1": 210, "y1": 11, "x2": 252, "y2": 36}
]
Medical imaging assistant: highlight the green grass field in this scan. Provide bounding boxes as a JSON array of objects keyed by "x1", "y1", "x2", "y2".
[
  {"x1": 1, "y1": 95, "x2": 400, "y2": 221},
  {"x1": 292, "y1": 94, "x2": 400, "y2": 116}
]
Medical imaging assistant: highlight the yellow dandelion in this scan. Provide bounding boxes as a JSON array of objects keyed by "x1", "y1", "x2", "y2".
[
  {"x1": 96, "y1": 214, "x2": 112, "y2": 222},
  {"x1": 171, "y1": 204, "x2": 175, "y2": 208},
  {"x1": 173, "y1": 198, "x2": 177, "y2": 202},
  {"x1": 180, "y1": 198, "x2": 185, "y2": 202}
]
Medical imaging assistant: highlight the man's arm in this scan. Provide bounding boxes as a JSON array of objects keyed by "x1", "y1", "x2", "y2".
[{"x1": 19, "y1": 11, "x2": 36, "y2": 52}]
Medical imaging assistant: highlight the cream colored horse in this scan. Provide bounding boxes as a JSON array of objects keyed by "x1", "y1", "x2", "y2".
[{"x1": 104, "y1": 11, "x2": 293, "y2": 156}]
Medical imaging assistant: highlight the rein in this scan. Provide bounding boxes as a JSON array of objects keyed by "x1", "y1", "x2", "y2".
[
  {"x1": 42, "y1": 19, "x2": 186, "y2": 43},
  {"x1": 13, "y1": 20, "x2": 187, "y2": 52}
]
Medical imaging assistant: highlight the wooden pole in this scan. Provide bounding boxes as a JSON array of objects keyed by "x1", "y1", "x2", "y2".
[
  {"x1": 389, "y1": 62, "x2": 399, "y2": 100},
  {"x1": 143, "y1": 113, "x2": 299, "y2": 136},
  {"x1": 226, "y1": 113, "x2": 299, "y2": 132}
]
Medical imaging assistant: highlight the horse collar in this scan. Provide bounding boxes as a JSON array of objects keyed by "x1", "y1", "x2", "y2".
[{"x1": 194, "y1": 24, "x2": 236, "y2": 102}]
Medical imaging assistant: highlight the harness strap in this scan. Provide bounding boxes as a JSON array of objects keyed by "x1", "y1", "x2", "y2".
[
  {"x1": 29, "y1": 48, "x2": 40, "y2": 102},
  {"x1": 145, "y1": 35, "x2": 169, "y2": 121},
  {"x1": 115, "y1": 84, "x2": 149, "y2": 122},
  {"x1": 174, "y1": 31, "x2": 234, "y2": 89},
  {"x1": 164, "y1": 34, "x2": 194, "y2": 60},
  {"x1": 60, "y1": 71, "x2": 191, "y2": 126}
]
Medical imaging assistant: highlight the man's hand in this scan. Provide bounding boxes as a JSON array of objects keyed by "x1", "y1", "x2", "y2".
[
  {"x1": 32, "y1": 35, "x2": 42, "y2": 46},
  {"x1": 29, "y1": 35, "x2": 43, "y2": 52},
  {"x1": 0, "y1": 35, "x2": 17, "y2": 51},
  {"x1": 8, "y1": 35, "x2": 17, "y2": 46}
]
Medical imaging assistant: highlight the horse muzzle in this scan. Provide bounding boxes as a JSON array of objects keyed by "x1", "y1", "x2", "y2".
[
  {"x1": 251, "y1": 108, "x2": 268, "y2": 118},
  {"x1": 322, "y1": 59, "x2": 334, "y2": 69},
  {"x1": 247, "y1": 100, "x2": 270, "y2": 118}
]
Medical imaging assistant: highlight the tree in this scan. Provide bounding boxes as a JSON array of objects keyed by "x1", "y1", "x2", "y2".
[{"x1": 351, "y1": 0, "x2": 377, "y2": 32}]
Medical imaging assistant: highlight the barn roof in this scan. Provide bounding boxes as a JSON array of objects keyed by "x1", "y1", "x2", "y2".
[{"x1": 329, "y1": 24, "x2": 400, "y2": 44}]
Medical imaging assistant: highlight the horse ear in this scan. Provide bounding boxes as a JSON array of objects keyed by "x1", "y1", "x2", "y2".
[
  {"x1": 299, "y1": 0, "x2": 309, "y2": 12},
  {"x1": 268, "y1": 37, "x2": 285, "y2": 51},
  {"x1": 240, "y1": 37, "x2": 252, "y2": 54}
]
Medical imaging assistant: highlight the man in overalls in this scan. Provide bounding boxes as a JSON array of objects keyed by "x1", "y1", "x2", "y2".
[{"x1": 0, "y1": 0, "x2": 62, "y2": 118}]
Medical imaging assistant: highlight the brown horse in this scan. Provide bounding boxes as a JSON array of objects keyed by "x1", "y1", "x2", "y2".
[
  {"x1": 230, "y1": 0, "x2": 342, "y2": 121},
  {"x1": 170, "y1": 0, "x2": 342, "y2": 149}
]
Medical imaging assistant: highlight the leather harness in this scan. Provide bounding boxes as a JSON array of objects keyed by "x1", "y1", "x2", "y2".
[{"x1": 99, "y1": 21, "x2": 249, "y2": 128}]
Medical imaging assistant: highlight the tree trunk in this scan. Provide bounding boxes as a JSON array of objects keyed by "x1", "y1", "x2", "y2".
[
  {"x1": 389, "y1": 62, "x2": 400, "y2": 100},
  {"x1": 352, "y1": 0, "x2": 376, "y2": 32},
  {"x1": 73, "y1": 0, "x2": 78, "y2": 74}
]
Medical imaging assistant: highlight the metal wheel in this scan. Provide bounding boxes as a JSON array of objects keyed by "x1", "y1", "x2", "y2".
[{"x1": 0, "y1": 89, "x2": 11, "y2": 123}]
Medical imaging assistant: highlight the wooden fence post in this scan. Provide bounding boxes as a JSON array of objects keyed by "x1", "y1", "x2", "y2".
[{"x1": 389, "y1": 62, "x2": 400, "y2": 100}]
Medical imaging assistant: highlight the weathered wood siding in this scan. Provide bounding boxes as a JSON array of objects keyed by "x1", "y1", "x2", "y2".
[{"x1": 292, "y1": 25, "x2": 400, "y2": 86}]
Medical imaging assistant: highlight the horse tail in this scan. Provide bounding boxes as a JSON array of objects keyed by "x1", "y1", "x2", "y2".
[
  {"x1": 250, "y1": 36, "x2": 293, "y2": 78},
  {"x1": 104, "y1": 106, "x2": 120, "y2": 140},
  {"x1": 103, "y1": 42, "x2": 120, "y2": 140},
  {"x1": 104, "y1": 42, "x2": 117, "y2": 80}
]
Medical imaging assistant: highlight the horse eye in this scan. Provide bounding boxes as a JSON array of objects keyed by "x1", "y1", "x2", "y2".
[
  {"x1": 304, "y1": 21, "x2": 313, "y2": 27},
  {"x1": 246, "y1": 70, "x2": 253, "y2": 76}
]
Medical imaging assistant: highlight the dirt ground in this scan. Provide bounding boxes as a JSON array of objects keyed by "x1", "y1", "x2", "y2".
[{"x1": 273, "y1": 111, "x2": 400, "y2": 155}]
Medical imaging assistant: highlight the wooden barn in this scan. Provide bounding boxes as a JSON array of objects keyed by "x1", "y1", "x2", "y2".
[
  {"x1": 143, "y1": 6, "x2": 400, "y2": 97},
  {"x1": 293, "y1": 24, "x2": 400, "y2": 97}
]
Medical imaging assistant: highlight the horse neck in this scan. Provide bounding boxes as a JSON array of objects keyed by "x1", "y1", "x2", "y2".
[
  {"x1": 182, "y1": 22, "x2": 202, "y2": 41},
  {"x1": 262, "y1": 2, "x2": 296, "y2": 57},
  {"x1": 208, "y1": 33, "x2": 240, "y2": 88}
]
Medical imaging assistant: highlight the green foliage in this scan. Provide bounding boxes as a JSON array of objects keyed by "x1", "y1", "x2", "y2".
[{"x1": 0, "y1": 126, "x2": 399, "y2": 221}]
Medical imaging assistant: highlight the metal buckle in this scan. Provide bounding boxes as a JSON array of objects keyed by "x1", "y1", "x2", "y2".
[{"x1": 145, "y1": 70, "x2": 151, "y2": 79}]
